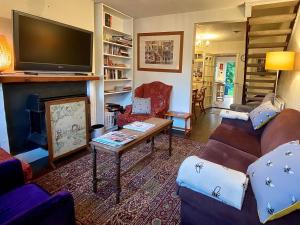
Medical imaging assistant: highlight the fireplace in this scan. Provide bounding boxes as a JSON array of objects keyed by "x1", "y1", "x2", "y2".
[{"x1": 2, "y1": 82, "x2": 87, "y2": 155}]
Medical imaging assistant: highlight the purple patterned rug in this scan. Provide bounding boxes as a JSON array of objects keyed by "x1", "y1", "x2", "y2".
[{"x1": 35, "y1": 135, "x2": 205, "y2": 225}]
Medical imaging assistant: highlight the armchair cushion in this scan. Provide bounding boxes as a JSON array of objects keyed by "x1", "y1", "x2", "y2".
[{"x1": 0, "y1": 184, "x2": 50, "y2": 224}]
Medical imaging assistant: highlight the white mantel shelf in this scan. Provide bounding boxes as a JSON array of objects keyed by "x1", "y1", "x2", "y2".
[{"x1": 0, "y1": 74, "x2": 100, "y2": 83}]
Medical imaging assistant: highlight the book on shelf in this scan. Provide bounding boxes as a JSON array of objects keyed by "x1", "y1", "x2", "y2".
[
  {"x1": 124, "y1": 121, "x2": 155, "y2": 132},
  {"x1": 104, "y1": 13, "x2": 112, "y2": 27},
  {"x1": 93, "y1": 131, "x2": 137, "y2": 147}
]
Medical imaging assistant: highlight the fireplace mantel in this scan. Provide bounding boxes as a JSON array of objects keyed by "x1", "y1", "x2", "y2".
[{"x1": 0, "y1": 74, "x2": 100, "y2": 83}]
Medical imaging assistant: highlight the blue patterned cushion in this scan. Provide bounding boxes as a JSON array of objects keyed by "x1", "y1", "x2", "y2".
[
  {"x1": 132, "y1": 97, "x2": 151, "y2": 114},
  {"x1": 249, "y1": 101, "x2": 279, "y2": 130},
  {"x1": 247, "y1": 141, "x2": 300, "y2": 223}
]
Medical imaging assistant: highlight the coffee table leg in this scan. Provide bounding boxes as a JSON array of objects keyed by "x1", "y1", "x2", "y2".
[
  {"x1": 151, "y1": 136, "x2": 155, "y2": 153},
  {"x1": 169, "y1": 123, "x2": 173, "y2": 157},
  {"x1": 115, "y1": 154, "x2": 121, "y2": 204},
  {"x1": 92, "y1": 145, "x2": 97, "y2": 193}
]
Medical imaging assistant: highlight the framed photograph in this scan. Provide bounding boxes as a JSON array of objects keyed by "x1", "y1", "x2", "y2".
[
  {"x1": 138, "y1": 31, "x2": 184, "y2": 73},
  {"x1": 45, "y1": 97, "x2": 89, "y2": 167}
]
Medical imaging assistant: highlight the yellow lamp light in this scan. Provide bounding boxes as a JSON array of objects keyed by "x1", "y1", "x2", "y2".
[
  {"x1": 0, "y1": 35, "x2": 12, "y2": 73},
  {"x1": 265, "y1": 51, "x2": 295, "y2": 70},
  {"x1": 265, "y1": 51, "x2": 295, "y2": 96}
]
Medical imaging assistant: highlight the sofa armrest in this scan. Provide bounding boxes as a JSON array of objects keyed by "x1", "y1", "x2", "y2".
[
  {"x1": 0, "y1": 159, "x2": 25, "y2": 195},
  {"x1": 5, "y1": 191, "x2": 75, "y2": 225}
]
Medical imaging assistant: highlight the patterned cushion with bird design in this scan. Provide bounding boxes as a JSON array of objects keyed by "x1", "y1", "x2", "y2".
[
  {"x1": 249, "y1": 101, "x2": 279, "y2": 130},
  {"x1": 247, "y1": 140, "x2": 300, "y2": 223},
  {"x1": 176, "y1": 156, "x2": 248, "y2": 210}
]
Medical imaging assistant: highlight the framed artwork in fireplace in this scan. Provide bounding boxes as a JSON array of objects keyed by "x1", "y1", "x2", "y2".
[
  {"x1": 137, "y1": 31, "x2": 184, "y2": 73},
  {"x1": 45, "y1": 97, "x2": 89, "y2": 167}
]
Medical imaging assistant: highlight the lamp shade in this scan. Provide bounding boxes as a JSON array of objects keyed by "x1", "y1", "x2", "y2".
[
  {"x1": 265, "y1": 51, "x2": 295, "y2": 71},
  {"x1": 0, "y1": 35, "x2": 12, "y2": 72}
]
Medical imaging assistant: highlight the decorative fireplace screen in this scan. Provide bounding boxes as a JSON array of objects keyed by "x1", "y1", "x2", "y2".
[{"x1": 45, "y1": 97, "x2": 89, "y2": 167}]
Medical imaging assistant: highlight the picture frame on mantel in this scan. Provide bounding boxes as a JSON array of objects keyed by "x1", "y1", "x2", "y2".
[
  {"x1": 137, "y1": 31, "x2": 184, "y2": 73},
  {"x1": 45, "y1": 96, "x2": 89, "y2": 168}
]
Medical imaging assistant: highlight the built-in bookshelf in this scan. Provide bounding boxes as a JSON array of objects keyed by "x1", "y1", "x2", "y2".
[
  {"x1": 192, "y1": 52, "x2": 215, "y2": 108},
  {"x1": 95, "y1": 3, "x2": 133, "y2": 129}
]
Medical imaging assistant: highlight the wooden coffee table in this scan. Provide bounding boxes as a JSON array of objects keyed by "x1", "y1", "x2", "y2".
[{"x1": 90, "y1": 117, "x2": 173, "y2": 204}]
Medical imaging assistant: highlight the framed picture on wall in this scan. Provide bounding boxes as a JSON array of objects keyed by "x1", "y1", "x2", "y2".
[
  {"x1": 45, "y1": 97, "x2": 89, "y2": 168},
  {"x1": 137, "y1": 31, "x2": 184, "y2": 73}
]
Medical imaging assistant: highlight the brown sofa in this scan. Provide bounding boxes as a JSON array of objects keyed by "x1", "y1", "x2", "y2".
[{"x1": 178, "y1": 109, "x2": 300, "y2": 225}]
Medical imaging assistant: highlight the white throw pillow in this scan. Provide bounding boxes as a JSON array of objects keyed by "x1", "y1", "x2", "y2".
[{"x1": 177, "y1": 156, "x2": 248, "y2": 210}]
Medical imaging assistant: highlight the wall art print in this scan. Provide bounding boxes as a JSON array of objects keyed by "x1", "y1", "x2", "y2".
[{"x1": 138, "y1": 31, "x2": 184, "y2": 73}]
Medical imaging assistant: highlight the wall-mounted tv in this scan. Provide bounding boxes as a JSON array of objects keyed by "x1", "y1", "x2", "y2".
[{"x1": 13, "y1": 10, "x2": 93, "y2": 72}]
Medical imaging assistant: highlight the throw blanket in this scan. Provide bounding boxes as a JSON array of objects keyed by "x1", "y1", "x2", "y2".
[
  {"x1": 176, "y1": 156, "x2": 248, "y2": 210},
  {"x1": 220, "y1": 109, "x2": 249, "y2": 121}
]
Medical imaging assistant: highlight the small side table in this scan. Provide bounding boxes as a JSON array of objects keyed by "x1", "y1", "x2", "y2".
[{"x1": 164, "y1": 111, "x2": 192, "y2": 137}]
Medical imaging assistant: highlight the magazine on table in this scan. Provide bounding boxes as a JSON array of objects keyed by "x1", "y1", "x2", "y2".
[
  {"x1": 123, "y1": 121, "x2": 155, "y2": 132},
  {"x1": 93, "y1": 131, "x2": 137, "y2": 147}
]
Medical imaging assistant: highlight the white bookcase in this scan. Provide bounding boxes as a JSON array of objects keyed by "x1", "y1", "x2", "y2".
[
  {"x1": 192, "y1": 52, "x2": 215, "y2": 108},
  {"x1": 94, "y1": 3, "x2": 133, "y2": 130}
]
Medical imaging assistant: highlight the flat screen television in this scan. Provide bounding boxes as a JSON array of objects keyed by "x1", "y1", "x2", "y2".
[{"x1": 13, "y1": 11, "x2": 93, "y2": 72}]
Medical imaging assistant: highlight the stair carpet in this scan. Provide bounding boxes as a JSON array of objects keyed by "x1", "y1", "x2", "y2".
[{"x1": 242, "y1": 0, "x2": 300, "y2": 104}]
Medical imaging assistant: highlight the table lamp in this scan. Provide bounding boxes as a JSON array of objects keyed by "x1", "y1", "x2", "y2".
[
  {"x1": 0, "y1": 35, "x2": 12, "y2": 73},
  {"x1": 265, "y1": 51, "x2": 295, "y2": 96}
]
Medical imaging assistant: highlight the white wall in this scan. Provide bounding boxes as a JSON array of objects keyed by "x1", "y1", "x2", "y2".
[
  {"x1": 0, "y1": 84, "x2": 10, "y2": 151},
  {"x1": 0, "y1": 0, "x2": 94, "y2": 30},
  {"x1": 134, "y1": 8, "x2": 246, "y2": 127},
  {"x1": 278, "y1": 13, "x2": 300, "y2": 110}
]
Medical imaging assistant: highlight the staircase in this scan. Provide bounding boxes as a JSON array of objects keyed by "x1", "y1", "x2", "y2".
[{"x1": 242, "y1": 0, "x2": 300, "y2": 104}]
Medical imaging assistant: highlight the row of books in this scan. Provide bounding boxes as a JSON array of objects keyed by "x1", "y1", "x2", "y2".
[
  {"x1": 104, "y1": 68, "x2": 126, "y2": 80},
  {"x1": 93, "y1": 122, "x2": 155, "y2": 147},
  {"x1": 104, "y1": 44, "x2": 129, "y2": 57}
]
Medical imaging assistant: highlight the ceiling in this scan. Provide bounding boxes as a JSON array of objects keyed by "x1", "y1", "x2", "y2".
[
  {"x1": 196, "y1": 22, "x2": 246, "y2": 42},
  {"x1": 95, "y1": 0, "x2": 244, "y2": 18}
]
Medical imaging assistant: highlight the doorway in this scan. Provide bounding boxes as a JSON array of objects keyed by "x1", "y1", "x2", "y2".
[
  {"x1": 191, "y1": 21, "x2": 246, "y2": 114},
  {"x1": 213, "y1": 56, "x2": 236, "y2": 109}
]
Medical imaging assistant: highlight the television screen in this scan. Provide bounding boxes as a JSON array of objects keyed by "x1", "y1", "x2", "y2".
[{"x1": 13, "y1": 11, "x2": 93, "y2": 72}]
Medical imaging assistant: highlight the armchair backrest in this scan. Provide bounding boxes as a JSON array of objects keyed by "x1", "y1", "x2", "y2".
[{"x1": 134, "y1": 81, "x2": 173, "y2": 115}]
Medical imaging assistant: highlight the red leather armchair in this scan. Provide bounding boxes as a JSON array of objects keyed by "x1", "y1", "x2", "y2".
[{"x1": 117, "y1": 81, "x2": 172, "y2": 127}]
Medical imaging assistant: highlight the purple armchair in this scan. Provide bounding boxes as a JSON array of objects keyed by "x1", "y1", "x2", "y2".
[{"x1": 0, "y1": 159, "x2": 75, "y2": 225}]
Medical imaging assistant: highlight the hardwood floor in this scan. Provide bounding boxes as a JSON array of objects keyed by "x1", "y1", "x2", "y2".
[{"x1": 189, "y1": 108, "x2": 222, "y2": 142}]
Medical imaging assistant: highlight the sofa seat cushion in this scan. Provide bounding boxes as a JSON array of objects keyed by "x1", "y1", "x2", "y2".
[
  {"x1": 197, "y1": 140, "x2": 258, "y2": 173},
  {"x1": 210, "y1": 123, "x2": 262, "y2": 157},
  {"x1": 221, "y1": 118, "x2": 264, "y2": 137},
  {"x1": 0, "y1": 184, "x2": 50, "y2": 224},
  {"x1": 179, "y1": 185, "x2": 300, "y2": 225}
]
